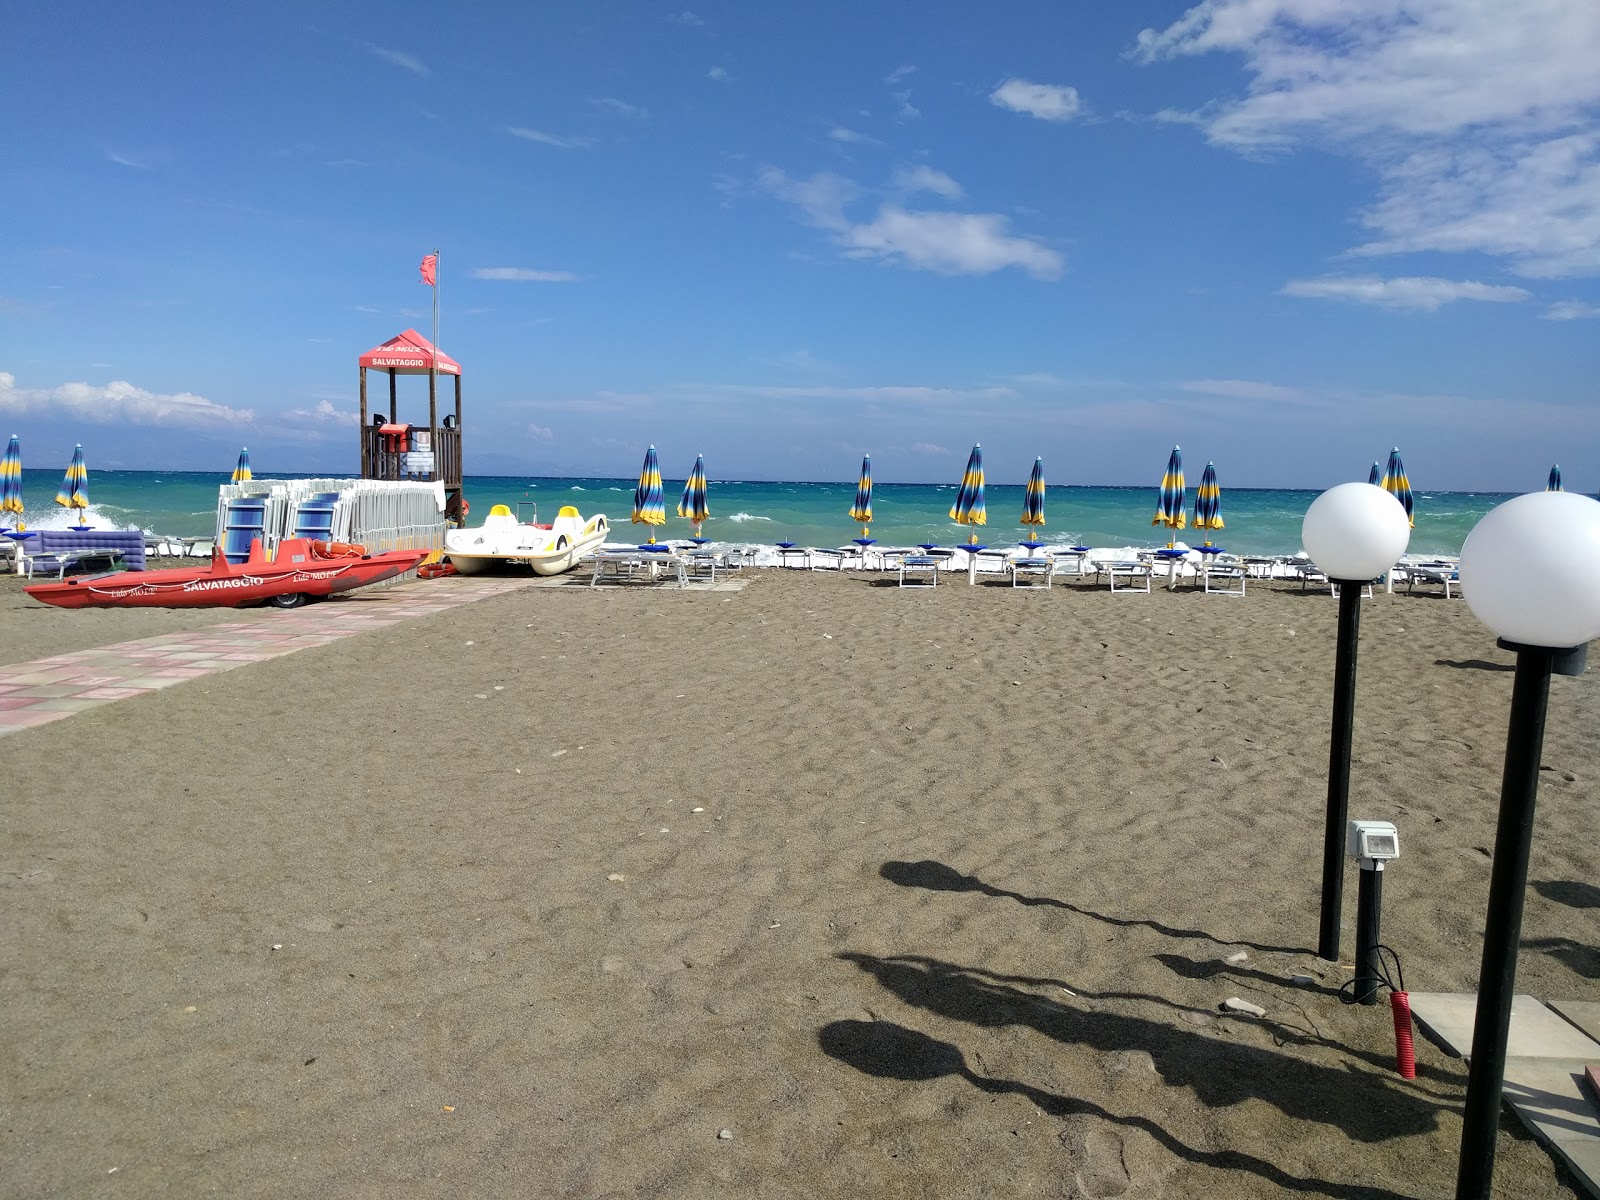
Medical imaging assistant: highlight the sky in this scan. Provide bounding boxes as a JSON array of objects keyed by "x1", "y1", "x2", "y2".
[{"x1": 3, "y1": 0, "x2": 1599, "y2": 491}]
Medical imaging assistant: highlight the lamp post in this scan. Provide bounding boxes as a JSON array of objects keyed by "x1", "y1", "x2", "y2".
[
  {"x1": 1300, "y1": 483, "x2": 1412, "y2": 962},
  {"x1": 1453, "y1": 491, "x2": 1600, "y2": 1200}
]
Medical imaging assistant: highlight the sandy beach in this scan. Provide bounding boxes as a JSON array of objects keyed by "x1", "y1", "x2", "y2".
[{"x1": 3, "y1": 569, "x2": 1596, "y2": 1198}]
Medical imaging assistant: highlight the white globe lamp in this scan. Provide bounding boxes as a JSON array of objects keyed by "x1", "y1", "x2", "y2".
[
  {"x1": 1301, "y1": 483, "x2": 1411, "y2": 581},
  {"x1": 1459, "y1": 491, "x2": 1600, "y2": 649},
  {"x1": 1454, "y1": 490, "x2": 1600, "y2": 1200}
]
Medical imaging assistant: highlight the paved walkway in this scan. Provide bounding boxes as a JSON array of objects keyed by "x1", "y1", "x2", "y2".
[{"x1": 0, "y1": 576, "x2": 537, "y2": 738}]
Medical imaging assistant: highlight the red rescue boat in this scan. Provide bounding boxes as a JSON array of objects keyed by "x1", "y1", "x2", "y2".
[{"x1": 24, "y1": 538, "x2": 429, "y2": 610}]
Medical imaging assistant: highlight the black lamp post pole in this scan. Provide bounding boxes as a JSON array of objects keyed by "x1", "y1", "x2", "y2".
[
  {"x1": 1318, "y1": 581, "x2": 1365, "y2": 961},
  {"x1": 1456, "y1": 640, "x2": 1585, "y2": 1200}
]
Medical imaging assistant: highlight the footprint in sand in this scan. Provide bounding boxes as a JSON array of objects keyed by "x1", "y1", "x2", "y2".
[{"x1": 1060, "y1": 1120, "x2": 1134, "y2": 1199}]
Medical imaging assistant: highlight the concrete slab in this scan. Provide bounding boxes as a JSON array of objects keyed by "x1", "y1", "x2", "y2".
[
  {"x1": 1502, "y1": 1057, "x2": 1600, "y2": 1198},
  {"x1": 1408, "y1": 993, "x2": 1600, "y2": 1060},
  {"x1": 1552, "y1": 1001, "x2": 1600, "y2": 1047}
]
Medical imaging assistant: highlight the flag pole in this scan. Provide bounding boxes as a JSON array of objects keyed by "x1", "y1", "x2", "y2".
[{"x1": 431, "y1": 246, "x2": 440, "y2": 430}]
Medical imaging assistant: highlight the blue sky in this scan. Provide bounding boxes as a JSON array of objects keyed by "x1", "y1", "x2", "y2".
[{"x1": 4, "y1": 0, "x2": 1598, "y2": 490}]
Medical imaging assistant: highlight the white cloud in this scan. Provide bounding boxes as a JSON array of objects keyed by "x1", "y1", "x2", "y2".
[
  {"x1": 885, "y1": 64, "x2": 919, "y2": 118},
  {"x1": 0, "y1": 371, "x2": 253, "y2": 427},
  {"x1": 843, "y1": 208, "x2": 1063, "y2": 278},
  {"x1": 504, "y1": 126, "x2": 596, "y2": 150},
  {"x1": 909, "y1": 442, "x2": 949, "y2": 456},
  {"x1": 591, "y1": 97, "x2": 648, "y2": 120},
  {"x1": 892, "y1": 165, "x2": 963, "y2": 199},
  {"x1": 1180, "y1": 379, "x2": 1312, "y2": 402},
  {"x1": 989, "y1": 79, "x2": 1082, "y2": 122},
  {"x1": 106, "y1": 149, "x2": 158, "y2": 170},
  {"x1": 285, "y1": 400, "x2": 358, "y2": 426},
  {"x1": 668, "y1": 10, "x2": 704, "y2": 25},
  {"x1": 829, "y1": 127, "x2": 879, "y2": 146},
  {"x1": 1134, "y1": 1, "x2": 1600, "y2": 278},
  {"x1": 361, "y1": 43, "x2": 430, "y2": 77},
  {"x1": 1280, "y1": 275, "x2": 1532, "y2": 311},
  {"x1": 756, "y1": 168, "x2": 1062, "y2": 279},
  {"x1": 528, "y1": 424, "x2": 555, "y2": 440},
  {"x1": 701, "y1": 383, "x2": 1015, "y2": 405},
  {"x1": 1545, "y1": 299, "x2": 1600, "y2": 319},
  {"x1": 707, "y1": 66, "x2": 729, "y2": 82},
  {"x1": 471, "y1": 267, "x2": 580, "y2": 282}
]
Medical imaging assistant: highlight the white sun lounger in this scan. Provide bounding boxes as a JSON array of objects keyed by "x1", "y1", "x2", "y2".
[{"x1": 899, "y1": 554, "x2": 939, "y2": 588}]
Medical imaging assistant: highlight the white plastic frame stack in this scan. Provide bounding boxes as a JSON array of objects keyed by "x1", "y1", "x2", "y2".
[{"x1": 216, "y1": 478, "x2": 445, "y2": 577}]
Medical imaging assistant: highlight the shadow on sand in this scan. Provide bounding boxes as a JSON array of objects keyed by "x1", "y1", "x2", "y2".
[
  {"x1": 881, "y1": 859, "x2": 1310, "y2": 956},
  {"x1": 819, "y1": 1016, "x2": 1431, "y2": 1200}
]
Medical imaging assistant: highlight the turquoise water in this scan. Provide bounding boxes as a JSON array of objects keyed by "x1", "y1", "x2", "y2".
[{"x1": 4, "y1": 468, "x2": 1516, "y2": 557}]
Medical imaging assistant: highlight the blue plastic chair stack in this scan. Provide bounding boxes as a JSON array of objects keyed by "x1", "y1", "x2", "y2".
[
  {"x1": 222, "y1": 498, "x2": 268, "y2": 564},
  {"x1": 292, "y1": 492, "x2": 341, "y2": 544}
]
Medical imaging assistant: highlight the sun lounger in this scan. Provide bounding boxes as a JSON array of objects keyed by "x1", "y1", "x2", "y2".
[
  {"x1": 1008, "y1": 556, "x2": 1052, "y2": 588},
  {"x1": 899, "y1": 554, "x2": 939, "y2": 588},
  {"x1": 776, "y1": 546, "x2": 811, "y2": 569},
  {"x1": 20, "y1": 530, "x2": 146, "y2": 579},
  {"x1": 1050, "y1": 549, "x2": 1091, "y2": 577},
  {"x1": 587, "y1": 549, "x2": 686, "y2": 587},
  {"x1": 683, "y1": 551, "x2": 720, "y2": 582},
  {"x1": 867, "y1": 547, "x2": 912, "y2": 571},
  {"x1": 1201, "y1": 554, "x2": 1247, "y2": 596},
  {"x1": 1402, "y1": 563, "x2": 1459, "y2": 598},
  {"x1": 1103, "y1": 560, "x2": 1152, "y2": 593}
]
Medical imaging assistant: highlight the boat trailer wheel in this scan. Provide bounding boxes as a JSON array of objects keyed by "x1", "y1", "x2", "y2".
[{"x1": 265, "y1": 592, "x2": 310, "y2": 609}]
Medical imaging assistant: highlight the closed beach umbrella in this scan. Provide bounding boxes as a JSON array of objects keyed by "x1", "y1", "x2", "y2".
[
  {"x1": 1152, "y1": 445, "x2": 1186, "y2": 542},
  {"x1": 677, "y1": 452, "x2": 710, "y2": 541},
  {"x1": 1368, "y1": 461, "x2": 1381, "y2": 486},
  {"x1": 56, "y1": 444, "x2": 91, "y2": 527},
  {"x1": 1020, "y1": 456, "x2": 1046, "y2": 545},
  {"x1": 1193, "y1": 461, "x2": 1224, "y2": 545},
  {"x1": 849, "y1": 454, "x2": 873, "y2": 543},
  {"x1": 233, "y1": 447, "x2": 252, "y2": 483},
  {"x1": 1547, "y1": 464, "x2": 1563, "y2": 493},
  {"x1": 632, "y1": 444, "x2": 666, "y2": 544},
  {"x1": 0, "y1": 434, "x2": 22, "y2": 528},
  {"x1": 1380, "y1": 447, "x2": 1414, "y2": 528},
  {"x1": 949, "y1": 443, "x2": 986, "y2": 545}
]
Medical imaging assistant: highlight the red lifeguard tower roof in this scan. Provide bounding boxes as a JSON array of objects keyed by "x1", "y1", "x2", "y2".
[{"x1": 358, "y1": 329, "x2": 461, "y2": 376}]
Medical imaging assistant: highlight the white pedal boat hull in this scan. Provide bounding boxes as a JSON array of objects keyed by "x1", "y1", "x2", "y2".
[{"x1": 445, "y1": 506, "x2": 608, "y2": 576}]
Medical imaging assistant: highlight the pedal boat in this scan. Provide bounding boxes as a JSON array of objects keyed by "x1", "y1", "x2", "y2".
[
  {"x1": 444, "y1": 504, "x2": 608, "y2": 576},
  {"x1": 23, "y1": 538, "x2": 427, "y2": 610}
]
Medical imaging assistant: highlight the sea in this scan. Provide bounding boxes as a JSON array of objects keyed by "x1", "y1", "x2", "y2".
[{"x1": 4, "y1": 468, "x2": 1520, "y2": 559}]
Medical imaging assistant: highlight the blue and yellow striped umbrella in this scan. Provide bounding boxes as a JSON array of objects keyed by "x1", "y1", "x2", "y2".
[
  {"x1": 232, "y1": 447, "x2": 252, "y2": 483},
  {"x1": 1368, "y1": 461, "x2": 1381, "y2": 486},
  {"x1": 1547, "y1": 464, "x2": 1563, "y2": 493},
  {"x1": 948, "y1": 443, "x2": 986, "y2": 543},
  {"x1": 677, "y1": 452, "x2": 710, "y2": 537},
  {"x1": 1152, "y1": 445, "x2": 1186, "y2": 538},
  {"x1": 0, "y1": 435, "x2": 23, "y2": 526},
  {"x1": 1020, "y1": 456, "x2": 1046, "y2": 543},
  {"x1": 632, "y1": 444, "x2": 666, "y2": 542},
  {"x1": 849, "y1": 454, "x2": 873, "y2": 536},
  {"x1": 55, "y1": 444, "x2": 89, "y2": 513},
  {"x1": 1192, "y1": 461, "x2": 1224, "y2": 543},
  {"x1": 1380, "y1": 447, "x2": 1414, "y2": 528}
]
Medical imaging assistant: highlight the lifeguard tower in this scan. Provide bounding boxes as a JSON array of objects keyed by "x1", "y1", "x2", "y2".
[{"x1": 357, "y1": 329, "x2": 464, "y2": 522}]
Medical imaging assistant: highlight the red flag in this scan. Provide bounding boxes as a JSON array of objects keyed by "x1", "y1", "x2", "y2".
[{"x1": 419, "y1": 253, "x2": 437, "y2": 286}]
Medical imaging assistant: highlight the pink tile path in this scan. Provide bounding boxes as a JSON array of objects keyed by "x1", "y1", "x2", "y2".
[{"x1": 0, "y1": 575, "x2": 537, "y2": 737}]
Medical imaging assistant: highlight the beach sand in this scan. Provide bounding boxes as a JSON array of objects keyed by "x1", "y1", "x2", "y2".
[{"x1": 4, "y1": 570, "x2": 1596, "y2": 1197}]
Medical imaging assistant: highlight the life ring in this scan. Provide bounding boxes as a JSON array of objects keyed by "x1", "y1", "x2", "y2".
[
  {"x1": 312, "y1": 541, "x2": 367, "y2": 559},
  {"x1": 460, "y1": 499, "x2": 470, "y2": 517},
  {"x1": 418, "y1": 561, "x2": 458, "y2": 579}
]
